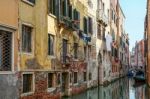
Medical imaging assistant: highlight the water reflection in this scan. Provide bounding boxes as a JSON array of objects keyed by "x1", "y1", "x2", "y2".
[{"x1": 63, "y1": 77, "x2": 150, "y2": 99}]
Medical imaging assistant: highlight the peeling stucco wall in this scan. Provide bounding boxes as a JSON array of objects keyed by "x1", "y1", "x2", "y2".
[{"x1": 0, "y1": 74, "x2": 19, "y2": 99}]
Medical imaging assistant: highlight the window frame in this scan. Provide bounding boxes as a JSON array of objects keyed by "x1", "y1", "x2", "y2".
[
  {"x1": 74, "y1": 43, "x2": 78, "y2": 59},
  {"x1": 47, "y1": 73, "x2": 55, "y2": 89},
  {"x1": 48, "y1": 0, "x2": 56, "y2": 15},
  {"x1": 22, "y1": 0, "x2": 35, "y2": 6},
  {"x1": 83, "y1": 17, "x2": 88, "y2": 34},
  {"x1": 73, "y1": 72, "x2": 78, "y2": 84},
  {"x1": 21, "y1": 24, "x2": 33, "y2": 54},
  {"x1": 83, "y1": 72, "x2": 87, "y2": 82},
  {"x1": 88, "y1": 17, "x2": 93, "y2": 34},
  {"x1": 0, "y1": 26, "x2": 15, "y2": 74},
  {"x1": 21, "y1": 72, "x2": 35, "y2": 96},
  {"x1": 62, "y1": 39, "x2": 68, "y2": 63},
  {"x1": 48, "y1": 34, "x2": 55, "y2": 56}
]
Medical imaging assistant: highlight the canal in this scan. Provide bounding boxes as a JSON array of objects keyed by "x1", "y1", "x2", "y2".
[{"x1": 63, "y1": 77, "x2": 150, "y2": 99}]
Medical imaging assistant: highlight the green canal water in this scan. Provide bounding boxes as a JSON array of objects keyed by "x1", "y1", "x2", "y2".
[{"x1": 63, "y1": 77, "x2": 149, "y2": 99}]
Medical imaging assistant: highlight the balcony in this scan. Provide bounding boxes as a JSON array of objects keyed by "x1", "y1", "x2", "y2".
[
  {"x1": 59, "y1": 16, "x2": 80, "y2": 30},
  {"x1": 96, "y1": 9, "x2": 108, "y2": 26}
]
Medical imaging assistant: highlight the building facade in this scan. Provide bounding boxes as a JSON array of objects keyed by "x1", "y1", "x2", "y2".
[
  {"x1": 0, "y1": 0, "x2": 19, "y2": 99},
  {"x1": 0, "y1": 0, "x2": 128, "y2": 98},
  {"x1": 134, "y1": 40, "x2": 145, "y2": 71}
]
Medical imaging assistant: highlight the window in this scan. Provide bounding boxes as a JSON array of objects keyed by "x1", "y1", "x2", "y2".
[
  {"x1": 49, "y1": 0, "x2": 56, "y2": 15},
  {"x1": 84, "y1": 46, "x2": 87, "y2": 59},
  {"x1": 57, "y1": 73, "x2": 61, "y2": 85},
  {"x1": 48, "y1": 73, "x2": 54, "y2": 88},
  {"x1": 88, "y1": 17, "x2": 93, "y2": 34},
  {"x1": 115, "y1": 48, "x2": 118, "y2": 58},
  {"x1": 68, "y1": 5, "x2": 73, "y2": 19},
  {"x1": 102, "y1": 28, "x2": 106, "y2": 41},
  {"x1": 103, "y1": 50, "x2": 105, "y2": 61},
  {"x1": 62, "y1": 39, "x2": 68, "y2": 63},
  {"x1": 89, "y1": 72, "x2": 92, "y2": 80},
  {"x1": 22, "y1": 25, "x2": 32, "y2": 53},
  {"x1": 114, "y1": 15, "x2": 116, "y2": 23},
  {"x1": 107, "y1": 9, "x2": 109, "y2": 21},
  {"x1": 0, "y1": 30, "x2": 12, "y2": 71},
  {"x1": 83, "y1": 72, "x2": 87, "y2": 81},
  {"x1": 88, "y1": 45, "x2": 91, "y2": 58},
  {"x1": 23, "y1": 0, "x2": 35, "y2": 5},
  {"x1": 73, "y1": 9, "x2": 80, "y2": 29},
  {"x1": 60, "y1": 0, "x2": 68, "y2": 16},
  {"x1": 102, "y1": 3, "x2": 105, "y2": 12},
  {"x1": 83, "y1": 17, "x2": 88, "y2": 34},
  {"x1": 48, "y1": 34, "x2": 54, "y2": 55},
  {"x1": 74, "y1": 43, "x2": 78, "y2": 59},
  {"x1": 74, "y1": 72, "x2": 78, "y2": 84},
  {"x1": 70, "y1": 73, "x2": 72, "y2": 83},
  {"x1": 111, "y1": 46, "x2": 114, "y2": 56},
  {"x1": 23, "y1": 74, "x2": 33, "y2": 93},
  {"x1": 111, "y1": 10, "x2": 114, "y2": 20},
  {"x1": 97, "y1": 24, "x2": 101, "y2": 39},
  {"x1": 27, "y1": 0, "x2": 35, "y2": 4},
  {"x1": 104, "y1": 71, "x2": 106, "y2": 77}
]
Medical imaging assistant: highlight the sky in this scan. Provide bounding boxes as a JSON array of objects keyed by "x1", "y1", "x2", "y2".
[{"x1": 120, "y1": 0, "x2": 147, "y2": 51}]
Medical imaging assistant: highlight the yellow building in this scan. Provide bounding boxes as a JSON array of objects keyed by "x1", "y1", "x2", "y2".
[{"x1": 19, "y1": 0, "x2": 93, "y2": 98}]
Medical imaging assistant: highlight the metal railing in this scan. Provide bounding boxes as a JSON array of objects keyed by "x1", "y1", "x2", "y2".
[{"x1": 59, "y1": 16, "x2": 79, "y2": 30}]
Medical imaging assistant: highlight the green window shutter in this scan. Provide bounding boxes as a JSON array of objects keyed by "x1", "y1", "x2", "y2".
[
  {"x1": 63, "y1": 0, "x2": 68, "y2": 17},
  {"x1": 49, "y1": 0, "x2": 53, "y2": 14},
  {"x1": 68, "y1": 5, "x2": 72, "y2": 19},
  {"x1": 55, "y1": 0, "x2": 60, "y2": 18},
  {"x1": 73, "y1": 9, "x2": 77, "y2": 20},
  {"x1": 88, "y1": 17, "x2": 93, "y2": 34},
  {"x1": 73, "y1": 9, "x2": 76, "y2": 20},
  {"x1": 53, "y1": 0, "x2": 56, "y2": 15},
  {"x1": 77, "y1": 11, "x2": 80, "y2": 29},
  {"x1": 83, "y1": 17, "x2": 87, "y2": 34},
  {"x1": 62, "y1": 0, "x2": 65, "y2": 16}
]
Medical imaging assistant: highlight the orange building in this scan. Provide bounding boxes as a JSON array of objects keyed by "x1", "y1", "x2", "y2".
[
  {"x1": 145, "y1": 0, "x2": 150, "y2": 86},
  {"x1": 0, "y1": 0, "x2": 19, "y2": 98}
]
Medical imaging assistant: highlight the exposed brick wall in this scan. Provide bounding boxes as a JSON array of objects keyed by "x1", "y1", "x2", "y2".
[
  {"x1": 20, "y1": 72, "x2": 61, "y2": 99},
  {"x1": 71, "y1": 83, "x2": 87, "y2": 95},
  {"x1": 21, "y1": 92, "x2": 61, "y2": 99}
]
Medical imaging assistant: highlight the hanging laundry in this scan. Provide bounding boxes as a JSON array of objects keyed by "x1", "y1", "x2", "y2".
[{"x1": 106, "y1": 33, "x2": 112, "y2": 51}]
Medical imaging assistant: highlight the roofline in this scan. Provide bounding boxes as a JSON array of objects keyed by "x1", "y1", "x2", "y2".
[{"x1": 119, "y1": 3, "x2": 126, "y2": 18}]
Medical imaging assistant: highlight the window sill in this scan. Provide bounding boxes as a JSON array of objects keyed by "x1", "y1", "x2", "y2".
[
  {"x1": 48, "y1": 13, "x2": 57, "y2": 19},
  {"x1": 48, "y1": 55, "x2": 56, "y2": 59},
  {"x1": 22, "y1": 0, "x2": 35, "y2": 6},
  {"x1": 21, "y1": 92, "x2": 34, "y2": 97},
  {"x1": 0, "y1": 71, "x2": 15, "y2": 74},
  {"x1": 73, "y1": 59, "x2": 79, "y2": 61},
  {"x1": 73, "y1": 83, "x2": 78, "y2": 86},
  {"x1": 47, "y1": 87, "x2": 56, "y2": 93},
  {"x1": 21, "y1": 52, "x2": 33, "y2": 56}
]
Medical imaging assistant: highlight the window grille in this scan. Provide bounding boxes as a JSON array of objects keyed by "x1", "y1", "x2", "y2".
[{"x1": 0, "y1": 30, "x2": 12, "y2": 71}]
